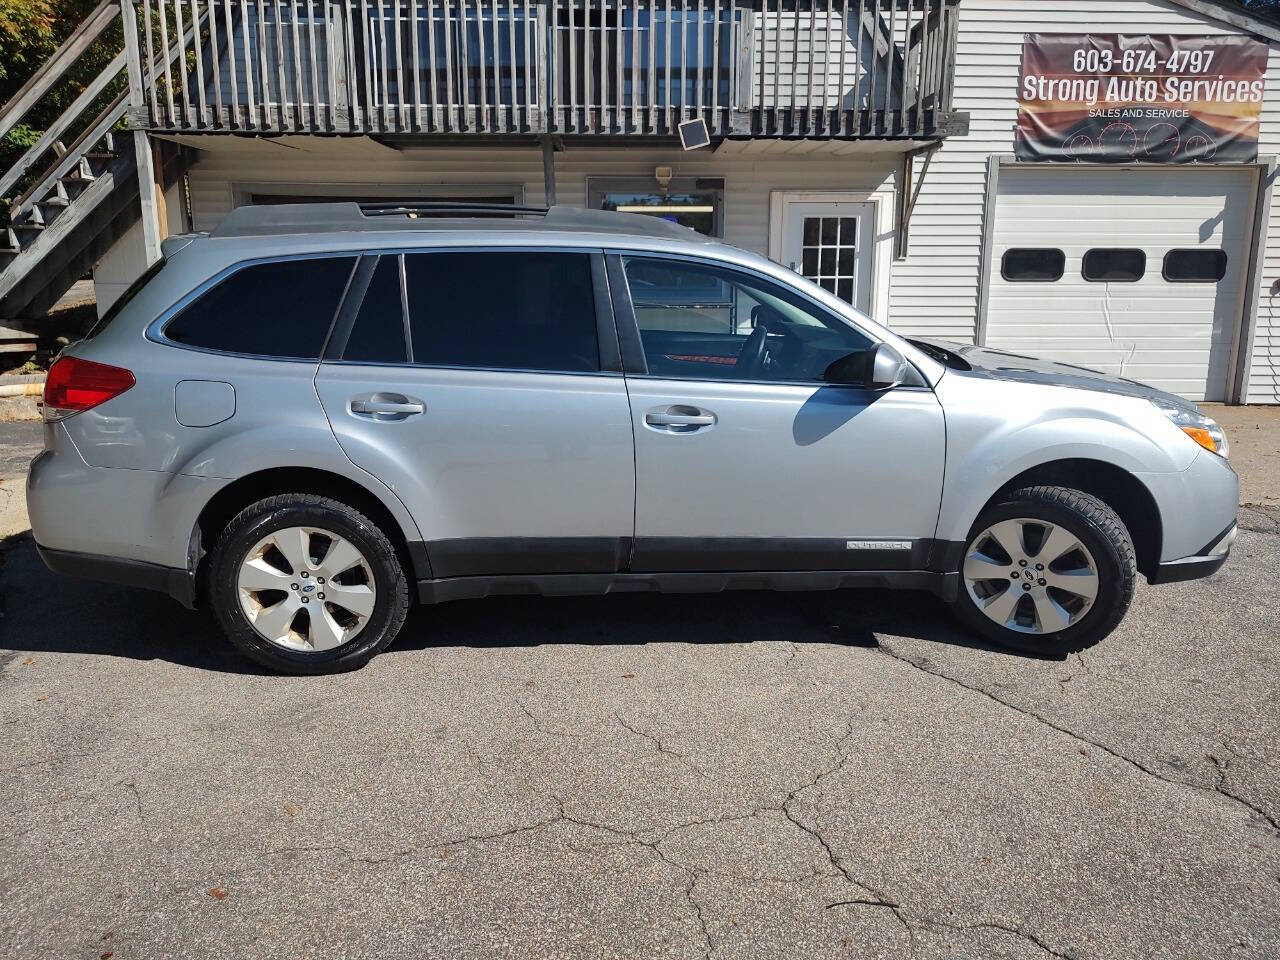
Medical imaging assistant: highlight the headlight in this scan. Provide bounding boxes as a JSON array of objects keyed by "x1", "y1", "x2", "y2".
[{"x1": 1153, "y1": 403, "x2": 1229, "y2": 458}]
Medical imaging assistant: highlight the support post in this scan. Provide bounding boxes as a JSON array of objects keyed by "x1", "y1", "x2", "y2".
[
  {"x1": 895, "y1": 142, "x2": 938, "y2": 260},
  {"x1": 540, "y1": 135, "x2": 557, "y2": 208},
  {"x1": 121, "y1": 0, "x2": 163, "y2": 266}
]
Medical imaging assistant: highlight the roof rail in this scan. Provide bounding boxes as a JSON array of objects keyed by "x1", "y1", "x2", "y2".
[
  {"x1": 359, "y1": 201, "x2": 549, "y2": 218},
  {"x1": 209, "y1": 200, "x2": 706, "y2": 241}
]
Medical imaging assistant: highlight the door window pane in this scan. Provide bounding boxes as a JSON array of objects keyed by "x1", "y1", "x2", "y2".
[
  {"x1": 164, "y1": 256, "x2": 357, "y2": 358},
  {"x1": 403, "y1": 252, "x2": 599, "y2": 373},
  {"x1": 1163, "y1": 249, "x2": 1228, "y2": 283},
  {"x1": 1000, "y1": 248, "x2": 1065, "y2": 282},
  {"x1": 344, "y1": 256, "x2": 408, "y2": 364},
  {"x1": 797, "y1": 216, "x2": 860, "y2": 305},
  {"x1": 1082, "y1": 248, "x2": 1145, "y2": 283},
  {"x1": 623, "y1": 257, "x2": 873, "y2": 383}
]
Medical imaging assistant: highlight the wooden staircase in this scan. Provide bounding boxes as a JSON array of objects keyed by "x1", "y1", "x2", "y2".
[{"x1": 0, "y1": 0, "x2": 182, "y2": 340}]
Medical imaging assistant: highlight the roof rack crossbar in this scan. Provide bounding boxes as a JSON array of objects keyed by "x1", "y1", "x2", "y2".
[{"x1": 358, "y1": 202, "x2": 550, "y2": 217}]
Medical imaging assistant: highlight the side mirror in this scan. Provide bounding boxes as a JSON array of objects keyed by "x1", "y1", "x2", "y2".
[
  {"x1": 864, "y1": 342, "x2": 909, "y2": 390},
  {"x1": 822, "y1": 343, "x2": 911, "y2": 389}
]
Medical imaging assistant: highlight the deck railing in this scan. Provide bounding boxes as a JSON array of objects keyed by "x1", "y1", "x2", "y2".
[{"x1": 130, "y1": 0, "x2": 959, "y2": 137}]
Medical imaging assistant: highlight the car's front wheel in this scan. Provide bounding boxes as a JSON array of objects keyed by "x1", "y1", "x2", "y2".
[
  {"x1": 950, "y1": 485, "x2": 1136, "y2": 655},
  {"x1": 208, "y1": 494, "x2": 410, "y2": 673}
]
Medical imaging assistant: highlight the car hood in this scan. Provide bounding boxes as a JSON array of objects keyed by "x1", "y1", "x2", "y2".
[{"x1": 908, "y1": 338, "x2": 1200, "y2": 413}]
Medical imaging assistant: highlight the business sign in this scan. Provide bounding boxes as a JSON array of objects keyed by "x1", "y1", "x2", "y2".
[{"x1": 1016, "y1": 34, "x2": 1268, "y2": 163}]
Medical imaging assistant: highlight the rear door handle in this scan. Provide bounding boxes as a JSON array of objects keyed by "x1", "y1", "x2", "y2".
[
  {"x1": 349, "y1": 393, "x2": 425, "y2": 420},
  {"x1": 644, "y1": 404, "x2": 717, "y2": 432}
]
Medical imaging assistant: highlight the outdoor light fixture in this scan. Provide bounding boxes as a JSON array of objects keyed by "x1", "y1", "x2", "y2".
[{"x1": 678, "y1": 118, "x2": 711, "y2": 150}]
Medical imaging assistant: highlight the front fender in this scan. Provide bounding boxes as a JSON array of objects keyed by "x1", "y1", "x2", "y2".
[{"x1": 933, "y1": 377, "x2": 1191, "y2": 546}]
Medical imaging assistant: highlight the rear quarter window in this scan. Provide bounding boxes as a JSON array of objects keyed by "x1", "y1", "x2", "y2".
[{"x1": 163, "y1": 255, "x2": 357, "y2": 358}]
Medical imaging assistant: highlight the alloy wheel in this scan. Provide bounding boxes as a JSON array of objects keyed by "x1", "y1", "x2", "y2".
[
  {"x1": 963, "y1": 518, "x2": 1100, "y2": 635},
  {"x1": 236, "y1": 526, "x2": 377, "y2": 652}
]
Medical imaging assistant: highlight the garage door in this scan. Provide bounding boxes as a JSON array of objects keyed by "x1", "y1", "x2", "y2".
[{"x1": 985, "y1": 166, "x2": 1255, "y2": 401}]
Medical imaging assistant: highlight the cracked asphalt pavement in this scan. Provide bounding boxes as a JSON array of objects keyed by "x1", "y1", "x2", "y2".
[{"x1": 1, "y1": 419, "x2": 1279, "y2": 959}]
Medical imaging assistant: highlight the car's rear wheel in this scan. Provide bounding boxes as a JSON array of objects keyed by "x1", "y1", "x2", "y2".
[
  {"x1": 950, "y1": 485, "x2": 1136, "y2": 655},
  {"x1": 208, "y1": 494, "x2": 410, "y2": 673}
]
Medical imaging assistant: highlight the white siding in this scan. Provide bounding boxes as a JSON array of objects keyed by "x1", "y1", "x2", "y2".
[
  {"x1": 895, "y1": 0, "x2": 1280, "y2": 401},
  {"x1": 1253, "y1": 44, "x2": 1280, "y2": 403},
  {"x1": 183, "y1": 139, "x2": 899, "y2": 311},
  {"x1": 92, "y1": 182, "x2": 186, "y2": 315}
]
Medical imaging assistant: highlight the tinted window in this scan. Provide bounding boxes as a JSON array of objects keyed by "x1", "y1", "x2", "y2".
[
  {"x1": 1000, "y1": 248, "x2": 1065, "y2": 282},
  {"x1": 344, "y1": 256, "x2": 408, "y2": 363},
  {"x1": 1082, "y1": 248, "x2": 1145, "y2": 283},
  {"x1": 1163, "y1": 249, "x2": 1228, "y2": 283},
  {"x1": 165, "y1": 256, "x2": 356, "y2": 358},
  {"x1": 623, "y1": 257, "x2": 874, "y2": 384},
  {"x1": 403, "y1": 252, "x2": 599, "y2": 372}
]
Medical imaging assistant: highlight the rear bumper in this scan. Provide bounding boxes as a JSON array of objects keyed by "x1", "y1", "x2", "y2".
[
  {"x1": 1147, "y1": 522, "x2": 1236, "y2": 585},
  {"x1": 35, "y1": 542, "x2": 196, "y2": 608}
]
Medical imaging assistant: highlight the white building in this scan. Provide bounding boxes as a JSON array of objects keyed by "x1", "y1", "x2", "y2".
[{"x1": 3, "y1": 0, "x2": 1278, "y2": 402}]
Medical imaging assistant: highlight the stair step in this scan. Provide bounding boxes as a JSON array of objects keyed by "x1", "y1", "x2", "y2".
[{"x1": 40, "y1": 193, "x2": 70, "y2": 210}]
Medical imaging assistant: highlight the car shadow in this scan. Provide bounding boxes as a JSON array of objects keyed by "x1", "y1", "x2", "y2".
[{"x1": 0, "y1": 533, "x2": 1059, "y2": 673}]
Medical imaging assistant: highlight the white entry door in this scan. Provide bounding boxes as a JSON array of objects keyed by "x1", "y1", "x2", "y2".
[{"x1": 778, "y1": 200, "x2": 876, "y2": 315}]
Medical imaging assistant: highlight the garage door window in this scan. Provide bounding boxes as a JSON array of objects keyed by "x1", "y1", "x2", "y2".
[
  {"x1": 1001, "y1": 248, "x2": 1065, "y2": 282},
  {"x1": 1082, "y1": 249, "x2": 1145, "y2": 283},
  {"x1": 1163, "y1": 249, "x2": 1228, "y2": 283}
]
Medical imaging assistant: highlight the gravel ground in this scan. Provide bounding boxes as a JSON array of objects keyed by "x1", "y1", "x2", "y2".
[{"x1": 1, "y1": 420, "x2": 1278, "y2": 959}]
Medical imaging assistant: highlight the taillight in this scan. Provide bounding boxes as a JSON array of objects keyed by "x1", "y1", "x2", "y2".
[{"x1": 43, "y1": 356, "x2": 136, "y2": 422}]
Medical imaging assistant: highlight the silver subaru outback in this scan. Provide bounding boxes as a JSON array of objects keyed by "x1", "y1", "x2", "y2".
[{"x1": 27, "y1": 203, "x2": 1238, "y2": 674}]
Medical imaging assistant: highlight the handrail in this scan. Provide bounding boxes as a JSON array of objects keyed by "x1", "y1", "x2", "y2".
[
  {"x1": 0, "y1": 51, "x2": 126, "y2": 201},
  {"x1": 10, "y1": 89, "x2": 130, "y2": 219},
  {"x1": 4, "y1": 0, "x2": 209, "y2": 220},
  {"x1": 0, "y1": 0, "x2": 122, "y2": 140},
  {"x1": 127, "y1": 0, "x2": 960, "y2": 139}
]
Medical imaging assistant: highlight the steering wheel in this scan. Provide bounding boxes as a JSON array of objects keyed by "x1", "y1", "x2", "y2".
[{"x1": 737, "y1": 323, "x2": 769, "y2": 378}]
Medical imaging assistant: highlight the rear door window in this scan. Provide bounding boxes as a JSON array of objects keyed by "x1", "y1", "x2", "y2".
[
  {"x1": 164, "y1": 255, "x2": 357, "y2": 358},
  {"x1": 342, "y1": 256, "x2": 409, "y2": 363},
  {"x1": 403, "y1": 251, "x2": 600, "y2": 372}
]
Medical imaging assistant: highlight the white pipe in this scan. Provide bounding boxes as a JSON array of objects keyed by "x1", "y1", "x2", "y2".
[{"x1": 0, "y1": 381, "x2": 42, "y2": 397}]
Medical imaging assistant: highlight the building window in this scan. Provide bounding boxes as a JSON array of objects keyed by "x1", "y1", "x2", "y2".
[
  {"x1": 1082, "y1": 248, "x2": 1146, "y2": 283},
  {"x1": 1163, "y1": 249, "x2": 1228, "y2": 283},
  {"x1": 1000, "y1": 248, "x2": 1065, "y2": 282},
  {"x1": 800, "y1": 216, "x2": 859, "y2": 303},
  {"x1": 589, "y1": 177, "x2": 723, "y2": 237}
]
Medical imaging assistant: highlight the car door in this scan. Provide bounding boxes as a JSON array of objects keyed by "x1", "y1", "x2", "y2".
[
  {"x1": 314, "y1": 248, "x2": 635, "y2": 579},
  {"x1": 608, "y1": 252, "x2": 946, "y2": 574}
]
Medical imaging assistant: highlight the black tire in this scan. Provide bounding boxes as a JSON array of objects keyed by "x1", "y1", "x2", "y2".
[
  {"x1": 949, "y1": 485, "x2": 1136, "y2": 655},
  {"x1": 207, "y1": 494, "x2": 410, "y2": 674}
]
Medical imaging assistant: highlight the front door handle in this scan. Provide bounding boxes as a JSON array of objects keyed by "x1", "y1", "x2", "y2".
[
  {"x1": 644, "y1": 404, "x2": 717, "y2": 432},
  {"x1": 349, "y1": 393, "x2": 425, "y2": 420}
]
